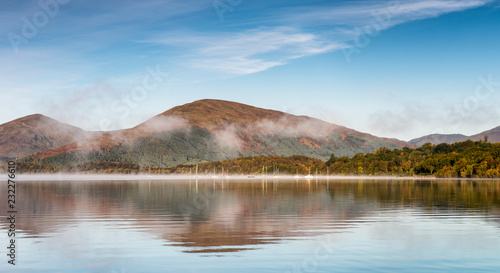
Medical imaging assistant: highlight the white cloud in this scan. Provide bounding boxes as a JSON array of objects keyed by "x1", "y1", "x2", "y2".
[
  {"x1": 279, "y1": 0, "x2": 492, "y2": 27},
  {"x1": 149, "y1": 27, "x2": 344, "y2": 75},
  {"x1": 145, "y1": 0, "x2": 492, "y2": 76},
  {"x1": 1, "y1": 0, "x2": 496, "y2": 130},
  {"x1": 367, "y1": 98, "x2": 500, "y2": 141},
  {"x1": 193, "y1": 57, "x2": 285, "y2": 76}
]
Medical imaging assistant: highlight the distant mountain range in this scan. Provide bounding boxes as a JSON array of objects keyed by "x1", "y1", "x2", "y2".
[
  {"x1": 0, "y1": 99, "x2": 498, "y2": 167},
  {"x1": 408, "y1": 126, "x2": 500, "y2": 147},
  {"x1": 408, "y1": 134, "x2": 468, "y2": 147}
]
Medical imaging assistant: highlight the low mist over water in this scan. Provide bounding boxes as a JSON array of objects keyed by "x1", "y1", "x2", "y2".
[{"x1": 1, "y1": 179, "x2": 500, "y2": 272}]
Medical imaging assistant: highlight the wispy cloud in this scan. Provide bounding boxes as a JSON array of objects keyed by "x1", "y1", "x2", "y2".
[
  {"x1": 144, "y1": 0, "x2": 492, "y2": 76},
  {"x1": 2, "y1": 0, "x2": 492, "y2": 78},
  {"x1": 278, "y1": 0, "x2": 492, "y2": 27},
  {"x1": 1, "y1": 0, "x2": 496, "y2": 132},
  {"x1": 148, "y1": 27, "x2": 344, "y2": 75}
]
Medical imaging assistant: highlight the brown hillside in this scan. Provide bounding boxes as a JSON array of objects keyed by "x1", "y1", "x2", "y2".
[
  {"x1": 0, "y1": 114, "x2": 86, "y2": 159},
  {"x1": 31, "y1": 99, "x2": 414, "y2": 160}
]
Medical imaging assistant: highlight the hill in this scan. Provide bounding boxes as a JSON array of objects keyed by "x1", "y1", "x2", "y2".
[
  {"x1": 409, "y1": 134, "x2": 467, "y2": 147},
  {"x1": 468, "y1": 126, "x2": 500, "y2": 143},
  {"x1": 409, "y1": 126, "x2": 500, "y2": 147},
  {"x1": 0, "y1": 114, "x2": 86, "y2": 161},
  {"x1": 22, "y1": 99, "x2": 413, "y2": 167}
]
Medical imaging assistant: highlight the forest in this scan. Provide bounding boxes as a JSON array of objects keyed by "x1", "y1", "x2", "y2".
[
  {"x1": 9, "y1": 138, "x2": 500, "y2": 178},
  {"x1": 325, "y1": 138, "x2": 500, "y2": 178}
]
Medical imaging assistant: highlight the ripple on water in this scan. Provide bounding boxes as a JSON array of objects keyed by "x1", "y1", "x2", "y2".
[{"x1": 0, "y1": 179, "x2": 499, "y2": 272}]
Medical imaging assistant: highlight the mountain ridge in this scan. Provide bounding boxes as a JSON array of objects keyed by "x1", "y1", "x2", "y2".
[
  {"x1": 408, "y1": 134, "x2": 468, "y2": 147},
  {"x1": 409, "y1": 127, "x2": 500, "y2": 147},
  {"x1": 469, "y1": 126, "x2": 500, "y2": 143},
  {"x1": 0, "y1": 114, "x2": 86, "y2": 160},
  {"x1": 2, "y1": 99, "x2": 498, "y2": 167},
  {"x1": 32, "y1": 99, "x2": 414, "y2": 162}
]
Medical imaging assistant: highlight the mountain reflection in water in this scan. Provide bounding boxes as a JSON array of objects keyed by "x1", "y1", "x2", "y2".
[
  {"x1": 2, "y1": 178, "x2": 500, "y2": 272},
  {"x1": 3, "y1": 179, "x2": 499, "y2": 255}
]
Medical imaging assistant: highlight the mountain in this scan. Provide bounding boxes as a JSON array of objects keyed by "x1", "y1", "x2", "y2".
[
  {"x1": 409, "y1": 126, "x2": 500, "y2": 147},
  {"x1": 409, "y1": 134, "x2": 468, "y2": 147},
  {"x1": 27, "y1": 99, "x2": 413, "y2": 168},
  {"x1": 0, "y1": 114, "x2": 86, "y2": 161},
  {"x1": 468, "y1": 126, "x2": 500, "y2": 143}
]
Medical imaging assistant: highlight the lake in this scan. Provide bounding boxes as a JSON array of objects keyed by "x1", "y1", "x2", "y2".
[{"x1": 1, "y1": 178, "x2": 500, "y2": 272}]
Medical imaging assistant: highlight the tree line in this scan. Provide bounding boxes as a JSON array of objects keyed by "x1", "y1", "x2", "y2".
[
  {"x1": 324, "y1": 138, "x2": 500, "y2": 178},
  {"x1": 6, "y1": 139, "x2": 500, "y2": 178}
]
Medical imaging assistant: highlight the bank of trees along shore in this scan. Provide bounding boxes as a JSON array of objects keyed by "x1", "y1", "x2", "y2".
[
  {"x1": 14, "y1": 155, "x2": 324, "y2": 175},
  {"x1": 10, "y1": 139, "x2": 500, "y2": 178},
  {"x1": 325, "y1": 138, "x2": 500, "y2": 178}
]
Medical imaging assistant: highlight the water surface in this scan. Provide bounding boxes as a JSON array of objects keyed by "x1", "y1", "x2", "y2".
[{"x1": 1, "y1": 179, "x2": 500, "y2": 272}]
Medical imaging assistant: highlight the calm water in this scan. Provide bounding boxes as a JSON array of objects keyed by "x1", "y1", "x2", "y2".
[{"x1": 1, "y1": 178, "x2": 500, "y2": 272}]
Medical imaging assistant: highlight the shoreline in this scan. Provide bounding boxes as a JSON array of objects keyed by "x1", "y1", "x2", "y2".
[
  {"x1": 3, "y1": 173, "x2": 500, "y2": 181},
  {"x1": 3, "y1": 173, "x2": 477, "y2": 181}
]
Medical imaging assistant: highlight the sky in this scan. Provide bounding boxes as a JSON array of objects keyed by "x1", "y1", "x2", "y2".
[{"x1": 1, "y1": 0, "x2": 500, "y2": 141}]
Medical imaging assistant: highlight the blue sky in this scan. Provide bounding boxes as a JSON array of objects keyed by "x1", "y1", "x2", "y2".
[{"x1": 1, "y1": 0, "x2": 500, "y2": 140}]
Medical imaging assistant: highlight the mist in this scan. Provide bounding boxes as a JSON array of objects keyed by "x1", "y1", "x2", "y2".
[
  {"x1": 254, "y1": 116, "x2": 336, "y2": 139},
  {"x1": 39, "y1": 81, "x2": 157, "y2": 132},
  {"x1": 213, "y1": 124, "x2": 243, "y2": 150},
  {"x1": 368, "y1": 100, "x2": 500, "y2": 141}
]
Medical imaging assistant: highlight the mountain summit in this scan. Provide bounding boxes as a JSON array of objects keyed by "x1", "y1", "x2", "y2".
[
  {"x1": 144, "y1": 99, "x2": 402, "y2": 140},
  {"x1": 156, "y1": 99, "x2": 289, "y2": 127},
  {"x1": 0, "y1": 114, "x2": 86, "y2": 160}
]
